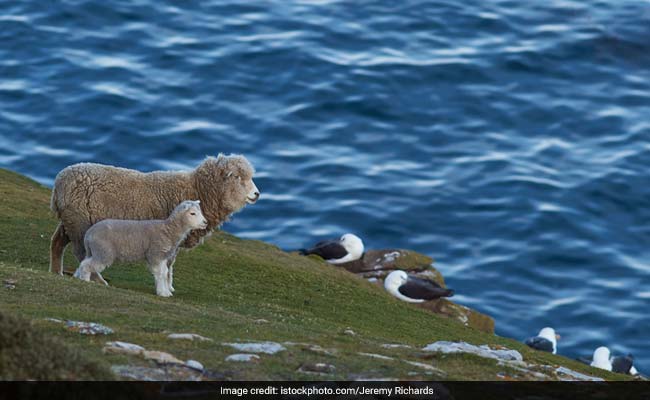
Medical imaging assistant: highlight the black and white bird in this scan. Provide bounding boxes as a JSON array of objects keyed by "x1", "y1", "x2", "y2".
[
  {"x1": 524, "y1": 327, "x2": 560, "y2": 354},
  {"x1": 591, "y1": 346, "x2": 639, "y2": 375},
  {"x1": 383, "y1": 270, "x2": 454, "y2": 303},
  {"x1": 299, "y1": 233, "x2": 364, "y2": 264}
]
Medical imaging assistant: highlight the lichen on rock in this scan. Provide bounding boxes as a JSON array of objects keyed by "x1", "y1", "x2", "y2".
[{"x1": 65, "y1": 320, "x2": 114, "y2": 335}]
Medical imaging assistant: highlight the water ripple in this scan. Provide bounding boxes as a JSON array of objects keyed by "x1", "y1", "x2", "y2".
[{"x1": 1, "y1": 0, "x2": 649, "y2": 371}]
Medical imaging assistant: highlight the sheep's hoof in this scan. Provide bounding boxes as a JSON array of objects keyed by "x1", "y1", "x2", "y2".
[{"x1": 157, "y1": 290, "x2": 173, "y2": 298}]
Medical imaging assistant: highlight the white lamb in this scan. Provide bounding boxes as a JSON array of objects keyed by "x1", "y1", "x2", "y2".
[{"x1": 73, "y1": 200, "x2": 208, "y2": 297}]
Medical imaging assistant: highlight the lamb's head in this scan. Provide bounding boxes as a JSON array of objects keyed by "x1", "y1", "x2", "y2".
[
  {"x1": 195, "y1": 154, "x2": 260, "y2": 220},
  {"x1": 171, "y1": 200, "x2": 208, "y2": 230}
]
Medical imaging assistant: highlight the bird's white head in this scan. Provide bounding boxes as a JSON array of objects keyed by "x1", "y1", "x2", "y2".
[
  {"x1": 384, "y1": 270, "x2": 408, "y2": 292},
  {"x1": 591, "y1": 346, "x2": 612, "y2": 370},
  {"x1": 538, "y1": 327, "x2": 559, "y2": 351},
  {"x1": 340, "y1": 233, "x2": 364, "y2": 259}
]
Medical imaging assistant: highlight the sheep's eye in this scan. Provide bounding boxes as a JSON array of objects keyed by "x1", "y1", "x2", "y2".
[{"x1": 190, "y1": 212, "x2": 196, "y2": 216}]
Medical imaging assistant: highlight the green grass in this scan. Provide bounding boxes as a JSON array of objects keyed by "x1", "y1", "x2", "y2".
[
  {"x1": 0, "y1": 168, "x2": 628, "y2": 380},
  {"x1": 0, "y1": 312, "x2": 112, "y2": 380}
]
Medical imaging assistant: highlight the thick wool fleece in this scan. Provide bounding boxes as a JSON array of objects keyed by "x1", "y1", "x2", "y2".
[{"x1": 49, "y1": 154, "x2": 255, "y2": 273}]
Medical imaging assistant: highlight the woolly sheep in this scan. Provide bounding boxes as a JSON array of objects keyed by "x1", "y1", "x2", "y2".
[
  {"x1": 50, "y1": 154, "x2": 259, "y2": 278},
  {"x1": 73, "y1": 200, "x2": 208, "y2": 297}
]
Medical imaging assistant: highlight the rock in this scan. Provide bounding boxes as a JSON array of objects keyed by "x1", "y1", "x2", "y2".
[
  {"x1": 43, "y1": 317, "x2": 64, "y2": 324},
  {"x1": 111, "y1": 364, "x2": 207, "y2": 381},
  {"x1": 381, "y1": 343, "x2": 412, "y2": 349},
  {"x1": 283, "y1": 342, "x2": 338, "y2": 357},
  {"x1": 297, "y1": 363, "x2": 336, "y2": 376},
  {"x1": 222, "y1": 341, "x2": 286, "y2": 354},
  {"x1": 555, "y1": 366, "x2": 604, "y2": 382},
  {"x1": 421, "y1": 342, "x2": 601, "y2": 381},
  {"x1": 167, "y1": 333, "x2": 213, "y2": 342},
  {"x1": 185, "y1": 360, "x2": 204, "y2": 371},
  {"x1": 225, "y1": 354, "x2": 260, "y2": 362},
  {"x1": 103, "y1": 341, "x2": 145, "y2": 356},
  {"x1": 253, "y1": 319, "x2": 269, "y2": 324},
  {"x1": 142, "y1": 350, "x2": 184, "y2": 365},
  {"x1": 418, "y1": 299, "x2": 495, "y2": 334},
  {"x1": 403, "y1": 360, "x2": 447, "y2": 376},
  {"x1": 3, "y1": 279, "x2": 16, "y2": 289},
  {"x1": 358, "y1": 352, "x2": 447, "y2": 377},
  {"x1": 65, "y1": 320, "x2": 113, "y2": 335},
  {"x1": 343, "y1": 328, "x2": 356, "y2": 336},
  {"x1": 423, "y1": 341, "x2": 523, "y2": 362},
  {"x1": 111, "y1": 365, "x2": 168, "y2": 381},
  {"x1": 358, "y1": 352, "x2": 394, "y2": 361},
  {"x1": 338, "y1": 249, "x2": 434, "y2": 275}
]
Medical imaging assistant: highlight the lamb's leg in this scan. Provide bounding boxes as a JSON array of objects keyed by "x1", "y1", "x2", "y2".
[
  {"x1": 70, "y1": 238, "x2": 107, "y2": 283},
  {"x1": 167, "y1": 253, "x2": 178, "y2": 293},
  {"x1": 151, "y1": 261, "x2": 172, "y2": 297},
  {"x1": 95, "y1": 271, "x2": 109, "y2": 286},
  {"x1": 49, "y1": 223, "x2": 70, "y2": 275},
  {"x1": 73, "y1": 258, "x2": 95, "y2": 281}
]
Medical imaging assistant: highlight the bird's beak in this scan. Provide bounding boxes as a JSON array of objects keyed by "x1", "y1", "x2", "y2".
[{"x1": 555, "y1": 334, "x2": 561, "y2": 340}]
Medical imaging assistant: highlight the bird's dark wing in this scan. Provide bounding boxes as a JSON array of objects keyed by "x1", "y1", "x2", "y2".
[
  {"x1": 398, "y1": 276, "x2": 454, "y2": 300},
  {"x1": 302, "y1": 240, "x2": 348, "y2": 260},
  {"x1": 524, "y1": 336, "x2": 554, "y2": 353},
  {"x1": 611, "y1": 356, "x2": 634, "y2": 374}
]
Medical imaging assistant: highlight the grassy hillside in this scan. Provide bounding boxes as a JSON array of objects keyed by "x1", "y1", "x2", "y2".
[{"x1": 0, "y1": 168, "x2": 627, "y2": 380}]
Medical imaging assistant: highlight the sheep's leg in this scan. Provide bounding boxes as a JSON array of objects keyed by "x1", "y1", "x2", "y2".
[
  {"x1": 71, "y1": 238, "x2": 87, "y2": 263},
  {"x1": 49, "y1": 223, "x2": 70, "y2": 275},
  {"x1": 73, "y1": 258, "x2": 95, "y2": 281},
  {"x1": 151, "y1": 261, "x2": 172, "y2": 297}
]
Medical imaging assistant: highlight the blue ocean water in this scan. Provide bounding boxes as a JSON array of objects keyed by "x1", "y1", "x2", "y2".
[{"x1": 1, "y1": 0, "x2": 649, "y2": 372}]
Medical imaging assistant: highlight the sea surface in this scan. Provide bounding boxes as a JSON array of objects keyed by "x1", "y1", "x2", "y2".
[{"x1": 1, "y1": 0, "x2": 649, "y2": 371}]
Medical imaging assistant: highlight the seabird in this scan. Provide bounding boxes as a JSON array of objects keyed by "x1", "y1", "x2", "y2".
[
  {"x1": 590, "y1": 346, "x2": 638, "y2": 375},
  {"x1": 524, "y1": 327, "x2": 560, "y2": 354},
  {"x1": 299, "y1": 233, "x2": 364, "y2": 264},
  {"x1": 383, "y1": 270, "x2": 454, "y2": 303}
]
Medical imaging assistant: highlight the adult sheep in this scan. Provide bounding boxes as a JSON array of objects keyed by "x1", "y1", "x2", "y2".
[{"x1": 49, "y1": 154, "x2": 259, "y2": 275}]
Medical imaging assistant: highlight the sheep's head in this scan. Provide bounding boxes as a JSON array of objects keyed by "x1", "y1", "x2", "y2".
[
  {"x1": 195, "y1": 154, "x2": 260, "y2": 221},
  {"x1": 172, "y1": 200, "x2": 208, "y2": 230}
]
